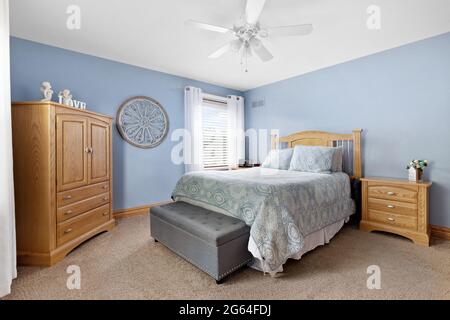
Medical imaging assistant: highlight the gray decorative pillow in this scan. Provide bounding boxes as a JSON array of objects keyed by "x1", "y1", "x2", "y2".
[
  {"x1": 262, "y1": 148, "x2": 294, "y2": 170},
  {"x1": 331, "y1": 147, "x2": 343, "y2": 172},
  {"x1": 289, "y1": 146, "x2": 335, "y2": 173}
]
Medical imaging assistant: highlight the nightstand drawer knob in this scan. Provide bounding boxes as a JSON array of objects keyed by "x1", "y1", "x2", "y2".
[
  {"x1": 64, "y1": 228, "x2": 73, "y2": 234},
  {"x1": 65, "y1": 210, "x2": 73, "y2": 215},
  {"x1": 387, "y1": 217, "x2": 395, "y2": 222},
  {"x1": 63, "y1": 195, "x2": 72, "y2": 200},
  {"x1": 387, "y1": 192, "x2": 396, "y2": 195},
  {"x1": 387, "y1": 205, "x2": 395, "y2": 209}
]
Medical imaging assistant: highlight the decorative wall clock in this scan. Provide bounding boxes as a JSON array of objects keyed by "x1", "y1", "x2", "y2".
[{"x1": 116, "y1": 96, "x2": 169, "y2": 148}]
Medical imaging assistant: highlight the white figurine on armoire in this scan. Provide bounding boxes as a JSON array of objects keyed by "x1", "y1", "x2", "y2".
[{"x1": 40, "y1": 81, "x2": 53, "y2": 101}]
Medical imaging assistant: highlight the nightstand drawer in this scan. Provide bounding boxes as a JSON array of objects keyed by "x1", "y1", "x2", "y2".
[
  {"x1": 368, "y1": 209, "x2": 417, "y2": 231},
  {"x1": 368, "y1": 198, "x2": 417, "y2": 217},
  {"x1": 368, "y1": 184, "x2": 417, "y2": 203}
]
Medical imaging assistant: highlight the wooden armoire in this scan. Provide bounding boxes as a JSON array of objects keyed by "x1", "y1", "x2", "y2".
[{"x1": 12, "y1": 101, "x2": 115, "y2": 266}]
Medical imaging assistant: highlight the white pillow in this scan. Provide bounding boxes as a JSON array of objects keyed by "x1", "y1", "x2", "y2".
[
  {"x1": 262, "y1": 148, "x2": 294, "y2": 170},
  {"x1": 289, "y1": 146, "x2": 343, "y2": 173}
]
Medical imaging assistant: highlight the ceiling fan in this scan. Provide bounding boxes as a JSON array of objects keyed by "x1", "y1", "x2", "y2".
[{"x1": 185, "y1": 0, "x2": 313, "y2": 71}]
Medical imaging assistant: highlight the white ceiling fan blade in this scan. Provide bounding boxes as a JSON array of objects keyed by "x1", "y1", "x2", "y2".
[
  {"x1": 208, "y1": 42, "x2": 232, "y2": 59},
  {"x1": 185, "y1": 19, "x2": 231, "y2": 34},
  {"x1": 245, "y1": 0, "x2": 266, "y2": 25},
  {"x1": 265, "y1": 24, "x2": 313, "y2": 37},
  {"x1": 249, "y1": 38, "x2": 273, "y2": 62}
]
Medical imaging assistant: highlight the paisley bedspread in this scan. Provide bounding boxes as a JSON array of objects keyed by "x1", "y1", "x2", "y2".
[{"x1": 172, "y1": 168, "x2": 355, "y2": 273}]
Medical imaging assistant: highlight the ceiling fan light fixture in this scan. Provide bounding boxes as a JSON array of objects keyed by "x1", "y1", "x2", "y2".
[
  {"x1": 249, "y1": 38, "x2": 261, "y2": 49},
  {"x1": 231, "y1": 39, "x2": 243, "y2": 52},
  {"x1": 258, "y1": 29, "x2": 268, "y2": 38},
  {"x1": 185, "y1": 0, "x2": 314, "y2": 71}
]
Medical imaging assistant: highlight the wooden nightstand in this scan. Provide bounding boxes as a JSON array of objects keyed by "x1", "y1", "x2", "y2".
[{"x1": 360, "y1": 177, "x2": 432, "y2": 246}]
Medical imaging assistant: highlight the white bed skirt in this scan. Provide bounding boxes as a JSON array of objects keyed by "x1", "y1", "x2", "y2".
[{"x1": 248, "y1": 217, "x2": 349, "y2": 275}]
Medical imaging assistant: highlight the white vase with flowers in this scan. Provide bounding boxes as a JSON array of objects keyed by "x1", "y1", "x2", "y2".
[{"x1": 407, "y1": 159, "x2": 428, "y2": 182}]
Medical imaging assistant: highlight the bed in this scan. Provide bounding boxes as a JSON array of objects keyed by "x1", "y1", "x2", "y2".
[{"x1": 172, "y1": 129, "x2": 363, "y2": 274}]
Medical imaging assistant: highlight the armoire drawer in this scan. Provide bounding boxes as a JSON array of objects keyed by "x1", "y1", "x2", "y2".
[
  {"x1": 57, "y1": 192, "x2": 110, "y2": 222},
  {"x1": 57, "y1": 181, "x2": 109, "y2": 207},
  {"x1": 57, "y1": 204, "x2": 110, "y2": 246}
]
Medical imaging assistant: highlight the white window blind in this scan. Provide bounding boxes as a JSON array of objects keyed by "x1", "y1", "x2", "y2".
[{"x1": 202, "y1": 101, "x2": 229, "y2": 169}]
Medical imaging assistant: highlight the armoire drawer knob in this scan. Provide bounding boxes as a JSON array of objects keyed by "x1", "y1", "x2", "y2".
[
  {"x1": 103, "y1": 185, "x2": 108, "y2": 189},
  {"x1": 103, "y1": 212, "x2": 109, "y2": 216},
  {"x1": 387, "y1": 217, "x2": 395, "y2": 222},
  {"x1": 387, "y1": 205, "x2": 395, "y2": 209},
  {"x1": 65, "y1": 210, "x2": 73, "y2": 215},
  {"x1": 387, "y1": 192, "x2": 396, "y2": 195},
  {"x1": 63, "y1": 195, "x2": 72, "y2": 200},
  {"x1": 103, "y1": 197, "x2": 108, "y2": 201},
  {"x1": 64, "y1": 228, "x2": 73, "y2": 234}
]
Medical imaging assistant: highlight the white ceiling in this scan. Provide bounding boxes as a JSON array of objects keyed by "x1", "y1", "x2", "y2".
[{"x1": 10, "y1": 0, "x2": 450, "y2": 91}]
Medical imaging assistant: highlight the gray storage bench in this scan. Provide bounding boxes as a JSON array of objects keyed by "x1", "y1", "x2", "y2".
[{"x1": 150, "y1": 201, "x2": 253, "y2": 284}]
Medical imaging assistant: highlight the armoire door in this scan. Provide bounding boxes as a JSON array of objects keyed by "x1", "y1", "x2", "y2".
[
  {"x1": 56, "y1": 114, "x2": 89, "y2": 192},
  {"x1": 88, "y1": 118, "x2": 110, "y2": 184}
]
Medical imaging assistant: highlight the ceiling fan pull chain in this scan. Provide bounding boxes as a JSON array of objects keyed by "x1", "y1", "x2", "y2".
[{"x1": 245, "y1": 45, "x2": 249, "y2": 73}]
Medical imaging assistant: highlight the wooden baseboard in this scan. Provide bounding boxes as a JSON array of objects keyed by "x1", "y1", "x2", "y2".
[
  {"x1": 431, "y1": 225, "x2": 450, "y2": 241},
  {"x1": 113, "y1": 200, "x2": 172, "y2": 219}
]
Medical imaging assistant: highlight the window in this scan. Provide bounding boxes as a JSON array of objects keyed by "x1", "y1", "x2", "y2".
[
  {"x1": 202, "y1": 99, "x2": 229, "y2": 169},
  {"x1": 184, "y1": 87, "x2": 243, "y2": 172}
]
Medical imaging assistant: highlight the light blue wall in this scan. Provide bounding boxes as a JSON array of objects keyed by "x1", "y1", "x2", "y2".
[
  {"x1": 10, "y1": 34, "x2": 450, "y2": 227},
  {"x1": 10, "y1": 37, "x2": 242, "y2": 210},
  {"x1": 245, "y1": 32, "x2": 450, "y2": 228}
]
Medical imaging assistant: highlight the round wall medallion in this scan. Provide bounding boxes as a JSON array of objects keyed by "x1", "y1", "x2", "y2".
[{"x1": 116, "y1": 96, "x2": 169, "y2": 148}]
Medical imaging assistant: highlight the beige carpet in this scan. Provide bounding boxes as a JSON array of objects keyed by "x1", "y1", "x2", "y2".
[{"x1": 5, "y1": 215, "x2": 450, "y2": 300}]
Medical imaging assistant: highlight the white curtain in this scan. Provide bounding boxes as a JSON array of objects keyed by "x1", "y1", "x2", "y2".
[
  {"x1": 184, "y1": 86, "x2": 204, "y2": 172},
  {"x1": 0, "y1": 0, "x2": 17, "y2": 298},
  {"x1": 227, "y1": 95, "x2": 245, "y2": 168}
]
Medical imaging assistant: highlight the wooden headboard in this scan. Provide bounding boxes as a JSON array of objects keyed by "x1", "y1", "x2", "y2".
[{"x1": 271, "y1": 129, "x2": 363, "y2": 179}]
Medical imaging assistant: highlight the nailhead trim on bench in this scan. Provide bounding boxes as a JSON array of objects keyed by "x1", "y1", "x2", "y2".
[
  {"x1": 219, "y1": 258, "x2": 253, "y2": 279},
  {"x1": 154, "y1": 237, "x2": 252, "y2": 281}
]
